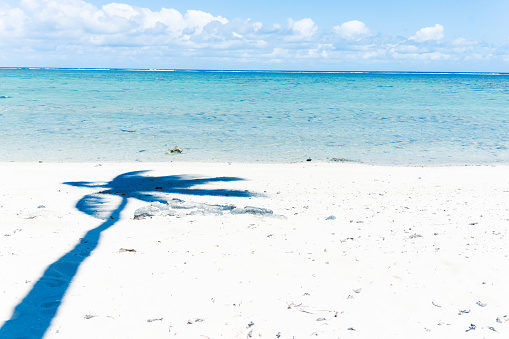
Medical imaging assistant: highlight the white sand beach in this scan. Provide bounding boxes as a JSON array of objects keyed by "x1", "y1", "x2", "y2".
[{"x1": 1, "y1": 162, "x2": 508, "y2": 338}]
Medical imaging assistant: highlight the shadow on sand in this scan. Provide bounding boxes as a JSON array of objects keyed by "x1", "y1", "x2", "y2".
[{"x1": 0, "y1": 170, "x2": 254, "y2": 339}]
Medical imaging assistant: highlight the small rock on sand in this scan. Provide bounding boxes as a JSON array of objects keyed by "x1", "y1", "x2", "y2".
[{"x1": 166, "y1": 146, "x2": 183, "y2": 154}]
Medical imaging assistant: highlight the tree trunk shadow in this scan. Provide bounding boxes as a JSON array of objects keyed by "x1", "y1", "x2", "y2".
[
  {"x1": 0, "y1": 170, "x2": 254, "y2": 338},
  {"x1": 0, "y1": 198, "x2": 127, "y2": 339}
]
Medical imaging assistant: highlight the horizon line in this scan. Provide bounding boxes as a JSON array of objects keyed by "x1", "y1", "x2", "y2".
[{"x1": 1, "y1": 67, "x2": 508, "y2": 75}]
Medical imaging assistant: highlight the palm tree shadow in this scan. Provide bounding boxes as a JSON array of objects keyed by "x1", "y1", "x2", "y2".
[{"x1": 0, "y1": 171, "x2": 255, "y2": 339}]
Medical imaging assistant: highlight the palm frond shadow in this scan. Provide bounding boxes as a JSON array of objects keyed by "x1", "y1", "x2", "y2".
[
  {"x1": 0, "y1": 170, "x2": 255, "y2": 339},
  {"x1": 71, "y1": 171, "x2": 254, "y2": 218}
]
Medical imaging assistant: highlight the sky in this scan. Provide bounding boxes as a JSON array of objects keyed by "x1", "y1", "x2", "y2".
[{"x1": 1, "y1": 0, "x2": 509, "y2": 71}]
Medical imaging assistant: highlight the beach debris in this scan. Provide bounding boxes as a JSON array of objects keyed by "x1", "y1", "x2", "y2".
[
  {"x1": 326, "y1": 215, "x2": 336, "y2": 220},
  {"x1": 347, "y1": 327, "x2": 356, "y2": 331},
  {"x1": 134, "y1": 202, "x2": 175, "y2": 219},
  {"x1": 476, "y1": 301, "x2": 487, "y2": 307},
  {"x1": 306, "y1": 158, "x2": 312, "y2": 162},
  {"x1": 247, "y1": 321, "x2": 255, "y2": 328},
  {"x1": 432, "y1": 301, "x2": 442, "y2": 307},
  {"x1": 276, "y1": 332, "x2": 281, "y2": 338},
  {"x1": 286, "y1": 302, "x2": 302, "y2": 309},
  {"x1": 409, "y1": 233, "x2": 423, "y2": 239},
  {"x1": 84, "y1": 313, "x2": 97, "y2": 319},
  {"x1": 458, "y1": 309, "x2": 471, "y2": 315},
  {"x1": 147, "y1": 318, "x2": 163, "y2": 323},
  {"x1": 119, "y1": 248, "x2": 136, "y2": 253},
  {"x1": 169, "y1": 199, "x2": 234, "y2": 215},
  {"x1": 329, "y1": 157, "x2": 354, "y2": 162},
  {"x1": 496, "y1": 315, "x2": 509, "y2": 323},
  {"x1": 187, "y1": 318, "x2": 204, "y2": 324},
  {"x1": 37, "y1": 205, "x2": 46, "y2": 209},
  {"x1": 316, "y1": 317, "x2": 326, "y2": 321},
  {"x1": 6, "y1": 229, "x2": 23, "y2": 236},
  {"x1": 167, "y1": 198, "x2": 198, "y2": 209},
  {"x1": 465, "y1": 324, "x2": 476, "y2": 332},
  {"x1": 134, "y1": 205, "x2": 162, "y2": 219},
  {"x1": 488, "y1": 327, "x2": 497, "y2": 332},
  {"x1": 353, "y1": 288, "x2": 362, "y2": 294},
  {"x1": 231, "y1": 206, "x2": 273, "y2": 216},
  {"x1": 134, "y1": 199, "x2": 279, "y2": 219},
  {"x1": 166, "y1": 146, "x2": 183, "y2": 154}
]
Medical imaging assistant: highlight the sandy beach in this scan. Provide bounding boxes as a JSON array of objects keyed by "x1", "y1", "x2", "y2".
[{"x1": 1, "y1": 161, "x2": 508, "y2": 338}]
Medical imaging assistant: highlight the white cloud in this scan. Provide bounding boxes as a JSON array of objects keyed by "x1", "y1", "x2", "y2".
[
  {"x1": 15, "y1": 0, "x2": 229, "y2": 42},
  {"x1": 306, "y1": 44, "x2": 333, "y2": 58},
  {"x1": 0, "y1": 5, "x2": 27, "y2": 38},
  {"x1": 451, "y1": 38, "x2": 480, "y2": 47},
  {"x1": 392, "y1": 51, "x2": 451, "y2": 61},
  {"x1": 287, "y1": 18, "x2": 317, "y2": 40},
  {"x1": 334, "y1": 20, "x2": 370, "y2": 40},
  {"x1": 253, "y1": 22, "x2": 263, "y2": 32},
  {"x1": 102, "y1": 3, "x2": 138, "y2": 20},
  {"x1": 411, "y1": 24, "x2": 444, "y2": 42},
  {"x1": 138, "y1": 8, "x2": 186, "y2": 36},
  {"x1": 184, "y1": 9, "x2": 228, "y2": 34},
  {"x1": 0, "y1": 1, "x2": 504, "y2": 70}
]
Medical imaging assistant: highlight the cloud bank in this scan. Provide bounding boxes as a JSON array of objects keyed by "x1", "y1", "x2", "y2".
[{"x1": 0, "y1": 0, "x2": 505, "y2": 70}]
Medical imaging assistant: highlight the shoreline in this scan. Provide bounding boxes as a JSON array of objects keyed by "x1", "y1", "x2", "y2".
[
  {"x1": 1, "y1": 162, "x2": 509, "y2": 338},
  {"x1": 2, "y1": 159, "x2": 509, "y2": 167}
]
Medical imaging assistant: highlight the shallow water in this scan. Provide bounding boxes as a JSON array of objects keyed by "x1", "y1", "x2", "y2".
[{"x1": 1, "y1": 69, "x2": 508, "y2": 164}]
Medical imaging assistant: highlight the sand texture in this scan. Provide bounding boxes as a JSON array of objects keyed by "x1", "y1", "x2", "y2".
[{"x1": 1, "y1": 162, "x2": 509, "y2": 338}]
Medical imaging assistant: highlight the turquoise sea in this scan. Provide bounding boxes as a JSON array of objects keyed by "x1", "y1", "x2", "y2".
[{"x1": 1, "y1": 68, "x2": 508, "y2": 165}]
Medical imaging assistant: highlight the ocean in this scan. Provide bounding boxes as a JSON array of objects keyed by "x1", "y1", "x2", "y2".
[{"x1": 1, "y1": 68, "x2": 508, "y2": 165}]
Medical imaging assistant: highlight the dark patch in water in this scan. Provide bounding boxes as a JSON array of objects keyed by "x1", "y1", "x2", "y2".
[
  {"x1": 120, "y1": 129, "x2": 136, "y2": 133},
  {"x1": 0, "y1": 95, "x2": 10, "y2": 99},
  {"x1": 329, "y1": 157, "x2": 357, "y2": 163}
]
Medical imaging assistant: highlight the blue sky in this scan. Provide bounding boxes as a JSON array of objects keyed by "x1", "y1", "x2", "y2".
[{"x1": 1, "y1": 0, "x2": 509, "y2": 71}]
